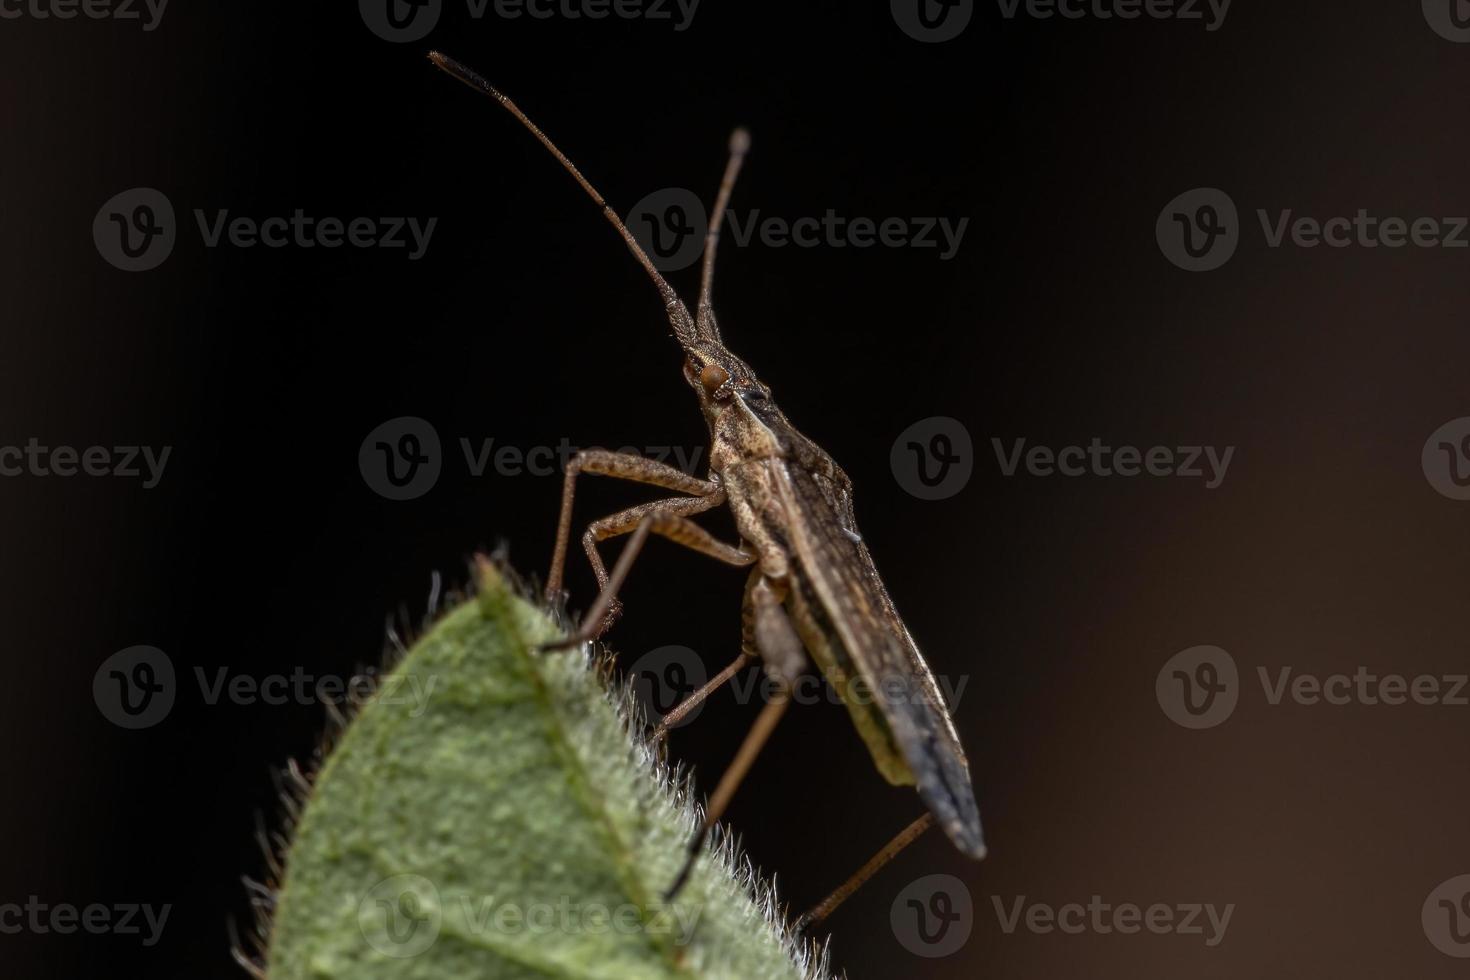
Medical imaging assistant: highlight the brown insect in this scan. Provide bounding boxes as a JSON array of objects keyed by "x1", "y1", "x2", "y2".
[{"x1": 430, "y1": 51, "x2": 984, "y2": 907}]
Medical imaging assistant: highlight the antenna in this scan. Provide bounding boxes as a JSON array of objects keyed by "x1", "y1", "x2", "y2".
[
  {"x1": 695, "y1": 126, "x2": 750, "y2": 341},
  {"x1": 428, "y1": 51, "x2": 697, "y2": 346}
]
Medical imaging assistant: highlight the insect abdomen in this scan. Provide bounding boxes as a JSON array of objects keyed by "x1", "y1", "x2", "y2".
[{"x1": 786, "y1": 570, "x2": 916, "y2": 787}]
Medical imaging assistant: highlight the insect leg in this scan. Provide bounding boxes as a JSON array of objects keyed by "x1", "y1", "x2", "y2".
[
  {"x1": 665, "y1": 676, "x2": 794, "y2": 901},
  {"x1": 651, "y1": 651, "x2": 753, "y2": 741},
  {"x1": 651, "y1": 566, "x2": 782, "y2": 741},
  {"x1": 546, "y1": 449, "x2": 719, "y2": 600},
  {"x1": 541, "y1": 496, "x2": 754, "y2": 650},
  {"x1": 664, "y1": 578, "x2": 808, "y2": 899},
  {"x1": 793, "y1": 812, "x2": 936, "y2": 934}
]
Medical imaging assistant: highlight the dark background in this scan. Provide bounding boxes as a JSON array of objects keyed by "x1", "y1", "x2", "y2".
[{"x1": 3, "y1": 1, "x2": 1469, "y2": 977}]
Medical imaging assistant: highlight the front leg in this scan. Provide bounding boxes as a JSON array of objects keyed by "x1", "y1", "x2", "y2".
[{"x1": 546, "y1": 449, "x2": 720, "y2": 599}]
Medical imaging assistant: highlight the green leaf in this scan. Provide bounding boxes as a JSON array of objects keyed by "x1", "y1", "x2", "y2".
[{"x1": 263, "y1": 558, "x2": 833, "y2": 980}]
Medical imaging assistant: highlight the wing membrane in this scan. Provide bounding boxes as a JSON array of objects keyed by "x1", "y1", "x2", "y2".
[{"x1": 770, "y1": 459, "x2": 985, "y2": 858}]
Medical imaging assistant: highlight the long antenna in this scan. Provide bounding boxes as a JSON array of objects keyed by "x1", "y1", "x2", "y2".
[
  {"x1": 695, "y1": 126, "x2": 750, "y2": 340},
  {"x1": 428, "y1": 51, "x2": 697, "y2": 345}
]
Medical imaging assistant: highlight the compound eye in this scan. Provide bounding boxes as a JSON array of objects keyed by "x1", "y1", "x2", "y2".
[{"x1": 699, "y1": 363, "x2": 730, "y2": 395}]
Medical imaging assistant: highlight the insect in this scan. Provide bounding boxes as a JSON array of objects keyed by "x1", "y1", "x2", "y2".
[{"x1": 430, "y1": 51, "x2": 985, "y2": 902}]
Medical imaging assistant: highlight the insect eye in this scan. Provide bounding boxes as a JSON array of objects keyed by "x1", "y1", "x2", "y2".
[{"x1": 699, "y1": 363, "x2": 730, "y2": 394}]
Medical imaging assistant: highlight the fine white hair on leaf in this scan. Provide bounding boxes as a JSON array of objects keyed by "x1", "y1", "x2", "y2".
[{"x1": 245, "y1": 554, "x2": 841, "y2": 979}]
